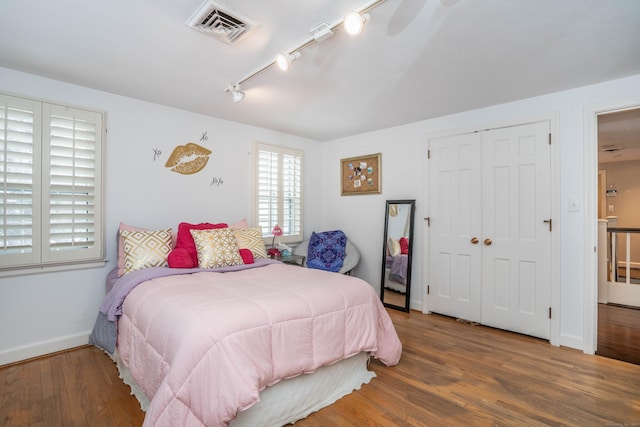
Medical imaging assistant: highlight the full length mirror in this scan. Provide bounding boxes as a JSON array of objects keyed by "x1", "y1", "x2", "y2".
[{"x1": 380, "y1": 199, "x2": 415, "y2": 312}]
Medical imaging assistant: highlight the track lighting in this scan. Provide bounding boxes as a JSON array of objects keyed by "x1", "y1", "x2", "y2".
[
  {"x1": 225, "y1": 0, "x2": 385, "y2": 102},
  {"x1": 226, "y1": 83, "x2": 245, "y2": 103},
  {"x1": 343, "y1": 11, "x2": 370, "y2": 36},
  {"x1": 276, "y1": 52, "x2": 301, "y2": 71},
  {"x1": 311, "y1": 23, "x2": 335, "y2": 42}
]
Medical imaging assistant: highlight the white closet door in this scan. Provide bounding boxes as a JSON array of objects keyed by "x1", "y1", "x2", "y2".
[
  {"x1": 428, "y1": 133, "x2": 483, "y2": 323},
  {"x1": 427, "y1": 121, "x2": 552, "y2": 340},
  {"x1": 481, "y1": 121, "x2": 551, "y2": 339}
]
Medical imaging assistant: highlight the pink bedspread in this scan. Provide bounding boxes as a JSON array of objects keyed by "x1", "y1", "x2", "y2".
[{"x1": 117, "y1": 263, "x2": 402, "y2": 426}]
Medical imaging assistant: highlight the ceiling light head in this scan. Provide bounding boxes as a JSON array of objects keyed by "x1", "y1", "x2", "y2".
[
  {"x1": 343, "y1": 11, "x2": 370, "y2": 36},
  {"x1": 276, "y1": 51, "x2": 301, "y2": 72},
  {"x1": 227, "y1": 83, "x2": 245, "y2": 103}
]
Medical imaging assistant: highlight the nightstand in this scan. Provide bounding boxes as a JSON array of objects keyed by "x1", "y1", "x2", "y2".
[{"x1": 278, "y1": 254, "x2": 306, "y2": 267}]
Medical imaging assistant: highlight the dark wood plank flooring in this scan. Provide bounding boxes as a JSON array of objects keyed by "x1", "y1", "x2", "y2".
[
  {"x1": 597, "y1": 302, "x2": 640, "y2": 365},
  {"x1": 2, "y1": 309, "x2": 640, "y2": 426}
]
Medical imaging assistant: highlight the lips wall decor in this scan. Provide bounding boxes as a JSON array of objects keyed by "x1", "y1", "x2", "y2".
[{"x1": 164, "y1": 142, "x2": 212, "y2": 175}]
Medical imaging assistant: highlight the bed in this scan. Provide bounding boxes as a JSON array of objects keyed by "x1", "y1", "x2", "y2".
[
  {"x1": 384, "y1": 253, "x2": 408, "y2": 293},
  {"x1": 90, "y1": 258, "x2": 402, "y2": 426}
]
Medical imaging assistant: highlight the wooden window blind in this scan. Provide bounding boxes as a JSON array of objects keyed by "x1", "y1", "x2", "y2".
[{"x1": 0, "y1": 93, "x2": 104, "y2": 271}]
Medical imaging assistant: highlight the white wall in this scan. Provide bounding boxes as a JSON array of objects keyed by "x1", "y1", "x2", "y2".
[
  {"x1": 0, "y1": 67, "x2": 323, "y2": 365},
  {"x1": 321, "y1": 73, "x2": 640, "y2": 351},
  {"x1": 2, "y1": 65, "x2": 640, "y2": 363}
]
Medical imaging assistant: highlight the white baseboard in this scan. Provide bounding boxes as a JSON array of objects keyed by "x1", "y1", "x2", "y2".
[
  {"x1": 559, "y1": 333, "x2": 584, "y2": 353},
  {"x1": 0, "y1": 332, "x2": 90, "y2": 366}
]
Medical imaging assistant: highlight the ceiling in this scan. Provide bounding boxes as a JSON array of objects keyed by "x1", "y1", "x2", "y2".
[
  {"x1": 598, "y1": 108, "x2": 640, "y2": 164},
  {"x1": 1, "y1": 0, "x2": 640, "y2": 142}
]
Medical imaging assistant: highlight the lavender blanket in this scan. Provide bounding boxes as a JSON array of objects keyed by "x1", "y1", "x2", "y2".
[
  {"x1": 388, "y1": 254, "x2": 408, "y2": 285},
  {"x1": 89, "y1": 259, "x2": 280, "y2": 354}
]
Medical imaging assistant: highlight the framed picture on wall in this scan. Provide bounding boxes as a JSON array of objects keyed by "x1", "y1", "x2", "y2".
[{"x1": 340, "y1": 153, "x2": 381, "y2": 196}]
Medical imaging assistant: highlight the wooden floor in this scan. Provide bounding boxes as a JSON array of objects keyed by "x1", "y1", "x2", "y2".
[
  {"x1": 3, "y1": 310, "x2": 640, "y2": 426},
  {"x1": 597, "y1": 302, "x2": 640, "y2": 365}
]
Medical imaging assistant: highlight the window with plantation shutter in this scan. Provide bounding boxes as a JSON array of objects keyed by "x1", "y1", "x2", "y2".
[
  {"x1": 253, "y1": 142, "x2": 303, "y2": 243},
  {"x1": 0, "y1": 92, "x2": 104, "y2": 272}
]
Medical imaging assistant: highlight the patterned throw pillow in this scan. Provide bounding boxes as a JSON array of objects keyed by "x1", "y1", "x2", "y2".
[
  {"x1": 121, "y1": 228, "x2": 173, "y2": 275},
  {"x1": 306, "y1": 230, "x2": 347, "y2": 272},
  {"x1": 190, "y1": 228, "x2": 244, "y2": 268},
  {"x1": 175, "y1": 222, "x2": 228, "y2": 267},
  {"x1": 233, "y1": 227, "x2": 268, "y2": 259},
  {"x1": 117, "y1": 223, "x2": 151, "y2": 276}
]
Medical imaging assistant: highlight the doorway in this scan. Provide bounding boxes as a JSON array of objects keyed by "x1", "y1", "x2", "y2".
[{"x1": 595, "y1": 106, "x2": 640, "y2": 364}]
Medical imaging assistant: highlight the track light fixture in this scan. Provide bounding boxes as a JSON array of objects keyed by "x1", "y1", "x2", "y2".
[
  {"x1": 343, "y1": 12, "x2": 370, "y2": 36},
  {"x1": 226, "y1": 0, "x2": 385, "y2": 102},
  {"x1": 276, "y1": 52, "x2": 301, "y2": 71},
  {"x1": 226, "y1": 83, "x2": 245, "y2": 103}
]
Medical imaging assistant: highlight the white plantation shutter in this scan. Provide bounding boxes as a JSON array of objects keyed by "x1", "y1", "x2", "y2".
[
  {"x1": 0, "y1": 94, "x2": 42, "y2": 267},
  {"x1": 282, "y1": 153, "x2": 302, "y2": 237},
  {"x1": 0, "y1": 93, "x2": 104, "y2": 270},
  {"x1": 43, "y1": 104, "x2": 102, "y2": 263},
  {"x1": 254, "y1": 142, "x2": 303, "y2": 243}
]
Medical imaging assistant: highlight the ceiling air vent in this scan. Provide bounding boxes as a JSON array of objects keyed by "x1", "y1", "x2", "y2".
[{"x1": 187, "y1": 0, "x2": 257, "y2": 45}]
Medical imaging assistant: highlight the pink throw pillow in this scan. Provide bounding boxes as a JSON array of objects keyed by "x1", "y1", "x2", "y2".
[
  {"x1": 167, "y1": 247, "x2": 196, "y2": 269},
  {"x1": 230, "y1": 218, "x2": 249, "y2": 229},
  {"x1": 176, "y1": 222, "x2": 228, "y2": 266},
  {"x1": 239, "y1": 248, "x2": 255, "y2": 264},
  {"x1": 399, "y1": 237, "x2": 409, "y2": 255}
]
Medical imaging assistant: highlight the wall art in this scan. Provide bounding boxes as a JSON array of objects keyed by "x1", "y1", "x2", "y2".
[
  {"x1": 164, "y1": 142, "x2": 211, "y2": 175},
  {"x1": 340, "y1": 153, "x2": 381, "y2": 195}
]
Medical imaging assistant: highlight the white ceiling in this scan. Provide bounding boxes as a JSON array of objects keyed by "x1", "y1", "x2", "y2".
[
  {"x1": 598, "y1": 108, "x2": 640, "y2": 164},
  {"x1": 1, "y1": 0, "x2": 640, "y2": 142}
]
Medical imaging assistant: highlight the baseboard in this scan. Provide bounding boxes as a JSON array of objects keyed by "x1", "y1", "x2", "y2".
[
  {"x1": 559, "y1": 333, "x2": 584, "y2": 352},
  {"x1": 0, "y1": 332, "x2": 90, "y2": 367}
]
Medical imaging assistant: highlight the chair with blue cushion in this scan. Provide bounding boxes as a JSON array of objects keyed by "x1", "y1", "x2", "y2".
[{"x1": 293, "y1": 232, "x2": 360, "y2": 275}]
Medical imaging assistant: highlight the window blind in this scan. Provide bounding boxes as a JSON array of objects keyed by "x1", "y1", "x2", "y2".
[
  {"x1": 0, "y1": 93, "x2": 103, "y2": 270},
  {"x1": 254, "y1": 142, "x2": 303, "y2": 243}
]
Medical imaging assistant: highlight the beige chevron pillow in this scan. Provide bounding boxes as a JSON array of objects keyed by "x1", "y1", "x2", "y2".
[
  {"x1": 233, "y1": 227, "x2": 268, "y2": 259},
  {"x1": 191, "y1": 228, "x2": 244, "y2": 268},
  {"x1": 121, "y1": 228, "x2": 173, "y2": 274}
]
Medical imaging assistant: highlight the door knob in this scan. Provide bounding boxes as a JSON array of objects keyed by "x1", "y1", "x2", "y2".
[
  {"x1": 484, "y1": 238, "x2": 492, "y2": 246},
  {"x1": 470, "y1": 237, "x2": 479, "y2": 244}
]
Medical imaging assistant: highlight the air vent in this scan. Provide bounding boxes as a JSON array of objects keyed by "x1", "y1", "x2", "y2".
[{"x1": 187, "y1": 0, "x2": 257, "y2": 45}]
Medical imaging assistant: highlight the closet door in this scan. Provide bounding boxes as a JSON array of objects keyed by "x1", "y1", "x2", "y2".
[
  {"x1": 427, "y1": 121, "x2": 552, "y2": 340},
  {"x1": 481, "y1": 122, "x2": 551, "y2": 339},
  {"x1": 428, "y1": 133, "x2": 482, "y2": 323}
]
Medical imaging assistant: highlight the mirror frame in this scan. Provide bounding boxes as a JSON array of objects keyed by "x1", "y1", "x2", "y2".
[{"x1": 380, "y1": 199, "x2": 415, "y2": 312}]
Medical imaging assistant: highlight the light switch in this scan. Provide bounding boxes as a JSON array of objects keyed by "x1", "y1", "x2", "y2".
[
  {"x1": 609, "y1": 205, "x2": 615, "y2": 212},
  {"x1": 568, "y1": 198, "x2": 580, "y2": 212}
]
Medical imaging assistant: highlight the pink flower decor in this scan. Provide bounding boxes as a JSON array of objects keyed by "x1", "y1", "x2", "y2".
[
  {"x1": 269, "y1": 224, "x2": 284, "y2": 258},
  {"x1": 271, "y1": 224, "x2": 283, "y2": 247},
  {"x1": 272, "y1": 224, "x2": 283, "y2": 237}
]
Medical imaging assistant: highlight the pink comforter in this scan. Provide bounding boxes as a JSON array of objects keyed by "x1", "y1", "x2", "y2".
[{"x1": 117, "y1": 263, "x2": 402, "y2": 426}]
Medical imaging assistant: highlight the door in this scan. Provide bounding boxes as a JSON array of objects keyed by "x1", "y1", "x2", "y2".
[
  {"x1": 428, "y1": 132, "x2": 483, "y2": 323},
  {"x1": 480, "y1": 122, "x2": 552, "y2": 339},
  {"x1": 428, "y1": 121, "x2": 552, "y2": 340}
]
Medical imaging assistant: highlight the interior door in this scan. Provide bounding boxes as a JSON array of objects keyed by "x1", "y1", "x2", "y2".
[
  {"x1": 480, "y1": 122, "x2": 552, "y2": 339},
  {"x1": 427, "y1": 121, "x2": 552, "y2": 340},
  {"x1": 428, "y1": 133, "x2": 483, "y2": 323}
]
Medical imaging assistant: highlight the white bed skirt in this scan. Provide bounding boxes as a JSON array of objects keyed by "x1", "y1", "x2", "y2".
[{"x1": 114, "y1": 350, "x2": 375, "y2": 426}]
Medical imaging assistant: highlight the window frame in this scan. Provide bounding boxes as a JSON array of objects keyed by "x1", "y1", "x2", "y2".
[
  {"x1": 252, "y1": 141, "x2": 303, "y2": 244},
  {"x1": 0, "y1": 92, "x2": 105, "y2": 275}
]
